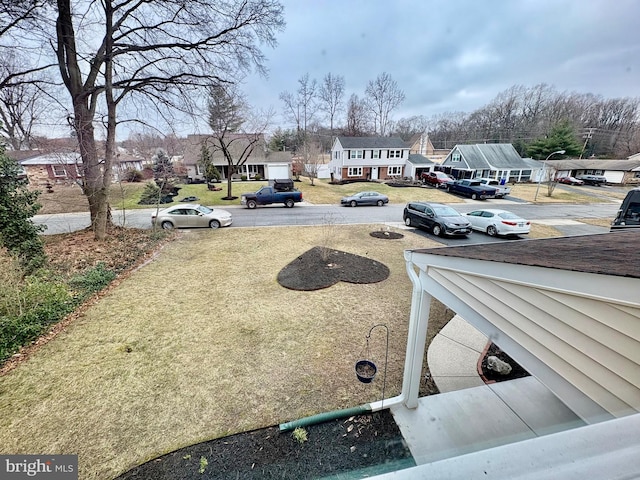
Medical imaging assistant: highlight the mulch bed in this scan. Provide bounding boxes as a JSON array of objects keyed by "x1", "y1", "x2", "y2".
[
  {"x1": 277, "y1": 246, "x2": 390, "y2": 291},
  {"x1": 116, "y1": 410, "x2": 415, "y2": 480},
  {"x1": 370, "y1": 230, "x2": 404, "y2": 240},
  {"x1": 480, "y1": 343, "x2": 531, "y2": 383}
]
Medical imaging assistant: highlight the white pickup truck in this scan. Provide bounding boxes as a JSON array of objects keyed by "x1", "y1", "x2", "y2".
[{"x1": 476, "y1": 178, "x2": 511, "y2": 198}]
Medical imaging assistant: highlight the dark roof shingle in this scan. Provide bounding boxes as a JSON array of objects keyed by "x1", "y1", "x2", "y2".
[{"x1": 411, "y1": 231, "x2": 640, "y2": 279}]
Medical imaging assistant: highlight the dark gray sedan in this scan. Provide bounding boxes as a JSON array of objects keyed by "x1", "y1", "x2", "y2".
[{"x1": 340, "y1": 191, "x2": 389, "y2": 207}]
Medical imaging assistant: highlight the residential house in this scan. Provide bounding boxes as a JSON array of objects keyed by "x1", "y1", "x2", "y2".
[
  {"x1": 362, "y1": 231, "x2": 640, "y2": 478},
  {"x1": 19, "y1": 152, "x2": 83, "y2": 186},
  {"x1": 182, "y1": 134, "x2": 292, "y2": 181},
  {"x1": 546, "y1": 158, "x2": 640, "y2": 185},
  {"x1": 112, "y1": 147, "x2": 146, "y2": 181},
  {"x1": 329, "y1": 136, "x2": 410, "y2": 181},
  {"x1": 438, "y1": 143, "x2": 536, "y2": 182}
]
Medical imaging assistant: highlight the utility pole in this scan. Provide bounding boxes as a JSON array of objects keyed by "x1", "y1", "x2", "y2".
[{"x1": 580, "y1": 128, "x2": 595, "y2": 159}]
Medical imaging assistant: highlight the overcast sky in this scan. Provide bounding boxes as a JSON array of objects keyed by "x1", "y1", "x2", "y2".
[{"x1": 239, "y1": 0, "x2": 640, "y2": 131}]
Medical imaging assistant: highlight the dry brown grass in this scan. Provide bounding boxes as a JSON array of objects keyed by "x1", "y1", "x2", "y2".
[
  {"x1": 509, "y1": 183, "x2": 608, "y2": 203},
  {"x1": 0, "y1": 225, "x2": 441, "y2": 479},
  {"x1": 575, "y1": 217, "x2": 614, "y2": 228}
]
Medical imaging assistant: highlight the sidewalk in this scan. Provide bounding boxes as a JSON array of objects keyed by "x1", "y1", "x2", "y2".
[{"x1": 390, "y1": 314, "x2": 586, "y2": 466}]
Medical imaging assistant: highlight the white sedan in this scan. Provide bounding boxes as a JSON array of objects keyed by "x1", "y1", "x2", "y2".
[
  {"x1": 465, "y1": 209, "x2": 530, "y2": 237},
  {"x1": 151, "y1": 204, "x2": 232, "y2": 230}
]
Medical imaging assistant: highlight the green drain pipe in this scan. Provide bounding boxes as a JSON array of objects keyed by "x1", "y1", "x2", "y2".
[{"x1": 279, "y1": 404, "x2": 372, "y2": 432}]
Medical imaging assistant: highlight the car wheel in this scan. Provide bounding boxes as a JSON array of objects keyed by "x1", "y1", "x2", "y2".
[
  {"x1": 487, "y1": 225, "x2": 497, "y2": 237},
  {"x1": 209, "y1": 220, "x2": 220, "y2": 229},
  {"x1": 377, "y1": 200, "x2": 384, "y2": 206},
  {"x1": 432, "y1": 224, "x2": 442, "y2": 236},
  {"x1": 161, "y1": 221, "x2": 174, "y2": 230},
  {"x1": 350, "y1": 200, "x2": 357, "y2": 207},
  {"x1": 471, "y1": 193, "x2": 478, "y2": 200},
  {"x1": 247, "y1": 199, "x2": 257, "y2": 209},
  {"x1": 285, "y1": 198, "x2": 294, "y2": 208},
  {"x1": 404, "y1": 217, "x2": 413, "y2": 227}
]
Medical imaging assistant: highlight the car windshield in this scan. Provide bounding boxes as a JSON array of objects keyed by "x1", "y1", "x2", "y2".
[
  {"x1": 196, "y1": 205, "x2": 213, "y2": 214},
  {"x1": 433, "y1": 206, "x2": 461, "y2": 217}
]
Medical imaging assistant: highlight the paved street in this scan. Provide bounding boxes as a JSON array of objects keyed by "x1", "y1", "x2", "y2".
[{"x1": 33, "y1": 196, "x2": 620, "y2": 246}]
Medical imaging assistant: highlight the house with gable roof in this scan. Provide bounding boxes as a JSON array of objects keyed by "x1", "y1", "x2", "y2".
[
  {"x1": 438, "y1": 143, "x2": 536, "y2": 183},
  {"x1": 182, "y1": 134, "x2": 293, "y2": 181},
  {"x1": 328, "y1": 136, "x2": 410, "y2": 181}
]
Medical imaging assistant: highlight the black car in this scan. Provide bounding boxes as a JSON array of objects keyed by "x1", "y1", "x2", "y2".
[
  {"x1": 403, "y1": 202, "x2": 472, "y2": 237},
  {"x1": 611, "y1": 188, "x2": 640, "y2": 231},
  {"x1": 576, "y1": 174, "x2": 607, "y2": 186}
]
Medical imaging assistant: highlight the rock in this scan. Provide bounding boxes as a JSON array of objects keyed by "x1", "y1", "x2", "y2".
[{"x1": 486, "y1": 355, "x2": 512, "y2": 375}]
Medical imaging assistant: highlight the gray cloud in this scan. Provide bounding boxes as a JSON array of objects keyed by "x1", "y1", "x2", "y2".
[{"x1": 242, "y1": 0, "x2": 640, "y2": 129}]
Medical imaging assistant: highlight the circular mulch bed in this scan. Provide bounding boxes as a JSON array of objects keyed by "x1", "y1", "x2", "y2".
[
  {"x1": 479, "y1": 343, "x2": 531, "y2": 383},
  {"x1": 369, "y1": 231, "x2": 404, "y2": 240}
]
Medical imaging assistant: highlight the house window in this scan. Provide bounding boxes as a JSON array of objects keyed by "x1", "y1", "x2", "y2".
[
  {"x1": 388, "y1": 166, "x2": 402, "y2": 176},
  {"x1": 388, "y1": 150, "x2": 402, "y2": 158},
  {"x1": 347, "y1": 167, "x2": 363, "y2": 177},
  {"x1": 586, "y1": 169, "x2": 604, "y2": 175},
  {"x1": 334, "y1": 151, "x2": 339, "y2": 159},
  {"x1": 247, "y1": 165, "x2": 259, "y2": 174},
  {"x1": 350, "y1": 150, "x2": 363, "y2": 159},
  {"x1": 53, "y1": 165, "x2": 66, "y2": 177},
  {"x1": 372, "y1": 150, "x2": 379, "y2": 159},
  {"x1": 451, "y1": 153, "x2": 461, "y2": 162},
  {"x1": 634, "y1": 172, "x2": 640, "y2": 178}
]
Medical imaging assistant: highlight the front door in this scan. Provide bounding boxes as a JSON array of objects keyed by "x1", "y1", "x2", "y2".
[{"x1": 371, "y1": 167, "x2": 379, "y2": 180}]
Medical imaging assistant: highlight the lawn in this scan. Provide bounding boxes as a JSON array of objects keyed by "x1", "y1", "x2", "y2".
[{"x1": 0, "y1": 224, "x2": 441, "y2": 479}]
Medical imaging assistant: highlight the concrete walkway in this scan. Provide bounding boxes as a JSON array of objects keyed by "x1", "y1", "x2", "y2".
[{"x1": 390, "y1": 314, "x2": 586, "y2": 466}]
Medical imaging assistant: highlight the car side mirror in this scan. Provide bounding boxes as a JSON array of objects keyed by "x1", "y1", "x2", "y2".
[{"x1": 427, "y1": 212, "x2": 434, "y2": 218}]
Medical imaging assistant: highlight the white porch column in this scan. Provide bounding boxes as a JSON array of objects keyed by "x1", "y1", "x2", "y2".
[{"x1": 403, "y1": 253, "x2": 432, "y2": 409}]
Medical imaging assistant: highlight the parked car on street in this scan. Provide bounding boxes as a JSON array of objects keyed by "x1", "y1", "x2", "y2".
[
  {"x1": 241, "y1": 186, "x2": 303, "y2": 208},
  {"x1": 611, "y1": 188, "x2": 640, "y2": 231},
  {"x1": 403, "y1": 201, "x2": 472, "y2": 237},
  {"x1": 340, "y1": 191, "x2": 389, "y2": 207},
  {"x1": 576, "y1": 174, "x2": 607, "y2": 186},
  {"x1": 557, "y1": 176, "x2": 585, "y2": 185},
  {"x1": 421, "y1": 171, "x2": 455, "y2": 188},
  {"x1": 465, "y1": 209, "x2": 530, "y2": 237},
  {"x1": 151, "y1": 204, "x2": 232, "y2": 230}
]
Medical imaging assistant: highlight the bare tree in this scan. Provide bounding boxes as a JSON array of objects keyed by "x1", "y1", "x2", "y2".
[
  {"x1": 0, "y1": 66, "x2": 45, "y2": 150},
  {"x1": 301, "y1": 141, "x2": 323, "y2": 186},
  {"x1": 345, "y1": 94, "x2": 370, "y2": 136},
  {"x1": 45, "y1": 0, "x2": 285, "y2": 240},
  {"x1": 392, "y1": 115, "x2": 429, "y2": 141},
  {"x1": 279, "y1": 73, "x2": 318, "y2": 140},
  {"x1": 364, "y1": 72, "x2": 405, "y2": 136},
  {"x1": 317, "y1": 73, "x2": 344, "y2": 138},
  {"x1": 207, "y1": 83, "x2": 274, "y2": 199}
]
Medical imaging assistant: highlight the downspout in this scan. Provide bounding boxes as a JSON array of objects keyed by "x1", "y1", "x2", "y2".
[{"x1": 279, "y1": 250, "x2": 425, "y2": 432}]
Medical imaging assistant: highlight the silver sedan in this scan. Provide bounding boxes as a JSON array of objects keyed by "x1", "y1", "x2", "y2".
[
  {"x1": 151, "y1": 204, "x2": 232, "y2": 230},
  {"x1": 340, "y1": 191, "x2": 389, "y2": 207}
]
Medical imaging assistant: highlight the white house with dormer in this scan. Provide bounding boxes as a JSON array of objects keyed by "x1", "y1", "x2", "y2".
[{"x1": 329, "y1": 136, "x2": 411, "y2": 181}]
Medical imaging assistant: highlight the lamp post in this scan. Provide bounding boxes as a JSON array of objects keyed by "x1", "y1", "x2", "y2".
[{"x1": 534, "y1": 149, "x2": 566, "y2": 202}]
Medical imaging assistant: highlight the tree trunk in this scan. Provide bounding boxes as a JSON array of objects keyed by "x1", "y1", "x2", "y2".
[{"x1": 74, "y1": 100, "x2": 108, "y2": 239}]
